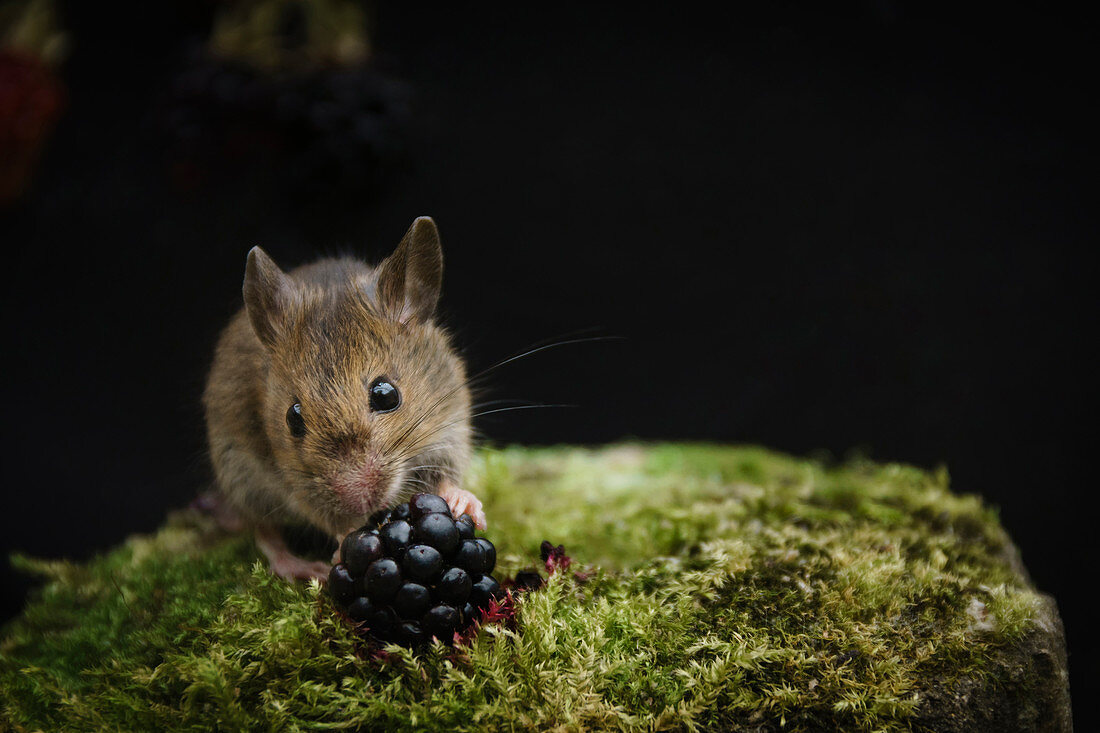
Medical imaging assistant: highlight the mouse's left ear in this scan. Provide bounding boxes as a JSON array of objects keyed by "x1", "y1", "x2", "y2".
[
  {"x1": 376, "y1": 216, "x2": 443, "y2": 323},
  {"x1": 243, "y1": 246, "x2": 299, "y2": 348}
]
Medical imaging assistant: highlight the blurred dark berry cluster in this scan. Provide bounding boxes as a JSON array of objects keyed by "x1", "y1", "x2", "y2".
[
  {"x1": 161, "y1": 50, "x2": 411, "y2": 191},
  {"x1": 328, "y1": 493, "x2": 503, "y2": 647}
]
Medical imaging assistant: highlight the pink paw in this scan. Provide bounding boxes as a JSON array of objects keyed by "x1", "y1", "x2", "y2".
[
  {"x1": 255, "y1": 525, "x2": 332, "y2": 582},
  {"x1": 269, "y1": 555, "x2": 332, "y2": 582},
  {"x1": 438, "y1": 481, "x2": 487, "y2": 529}
]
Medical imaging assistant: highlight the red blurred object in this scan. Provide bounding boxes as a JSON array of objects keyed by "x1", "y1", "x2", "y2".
[{"x1": 0, "y1": 48, "x2": 65, "y2": 204}]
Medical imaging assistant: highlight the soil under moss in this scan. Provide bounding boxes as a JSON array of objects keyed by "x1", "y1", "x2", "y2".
[{"x1": 0, "y1": 443, "x2": 1071, "y2": 731}]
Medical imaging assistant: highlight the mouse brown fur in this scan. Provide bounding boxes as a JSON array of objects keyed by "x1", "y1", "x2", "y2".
[{"x1": 202, "y1": 217, "x2": 482, "y2": 580}]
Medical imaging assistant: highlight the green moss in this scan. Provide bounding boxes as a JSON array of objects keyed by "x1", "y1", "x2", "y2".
[{"x1": 1, "y1": 443, "x2": 1048, "y2": 731}]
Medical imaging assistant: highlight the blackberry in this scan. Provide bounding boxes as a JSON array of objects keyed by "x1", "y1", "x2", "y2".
[
  {"x1": 410, "y1": 493, "x2": 450, "y2": 518},
  {"x1": 414, "y1": 513, "x2": 460, "y2": 555},
  {"x1": 396, "y1": 621, "x2": 426, "y2": 646},
  {"x1": 327, "y1": 563, "x2": 357, "y2": 605},
  {"x1": 367, "y1": 606, "x2": 396, "y2": 635},
  {"x1": 392, "y1": 582, "x2": 432, "y2": 620},
  {"x1": 476, "y1": 538, "x2": 497, "y2": 575},
  {"x1": 469, "y1": 574, "x2": 501, "y2": 610},
  {"x1": 435, "y1": 567, "x2": 472, "y2": 605},
  {"x1": 402, "y1": 544, "x2": 443, "y2": 582},
  {"x1": 341, "y1": 530, "x2": 383, "y2": 576},
  {"x1": 330, "y1": 494, "x2": 501, "y2": 646},
  {"x1": 346, "y1": 596, "x2": 373, "y2": 623},
  {"x1": 452, "y1": 539, "x2": 486, "y2": 574},
  {"x1": 455, "y1": 513, "x2": 476, "y2": 540},
  {"x1": 423, "y1": 604, "x2": 461, "y2": 637},
  {"x1": 379, "y1": 519, "x2": 414, "y2": 559},
  {"x1": 363, "y1": 558, "x2": 401, "y2": 602}
]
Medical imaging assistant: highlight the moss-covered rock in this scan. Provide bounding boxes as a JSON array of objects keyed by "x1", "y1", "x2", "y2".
[{"x1": 0, "y1": 443, "x2": 1071, "y2": 731}]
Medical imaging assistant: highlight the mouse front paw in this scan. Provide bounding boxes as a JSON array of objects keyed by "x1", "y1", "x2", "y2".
[{"x1": 438, "y1": 481, "x2": 487, "y2": 530}]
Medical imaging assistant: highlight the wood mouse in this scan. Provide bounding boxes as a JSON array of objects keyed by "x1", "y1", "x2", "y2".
[{"x1": 201, "y1": 216, "x2": 484, "y2": 581}]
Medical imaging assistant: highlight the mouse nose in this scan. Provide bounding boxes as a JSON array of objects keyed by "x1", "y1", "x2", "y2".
[
  {"x1": 330, "y1": 452, "x2": 386, "y2": 514},
  {"x1": 331, "y1": 431, "x2": 367, "y2": 459}
]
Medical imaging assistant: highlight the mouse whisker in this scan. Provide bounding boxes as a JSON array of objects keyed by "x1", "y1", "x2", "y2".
[
  {"x1": 390, "y1": 440, "x2": 465, "y2": 473},
  {"x1": 397, "y1": 461, "x2": 460, "y2": 488},
  {"x1": 469, "y1": 398, "x2": 545, "y2": 411},
  {"x1": 468, "y1": 404, "x2": 575, "y2": 420},
  {"x1": 466, "y1": 334, "x2": 623, "y2": 383},
  {"x1": 400, "y1": 476, "x2": 434, "y2": 490},
  {"x1": 387, "y1": 335, "x2": 619, "y2": 461},
  {"x1": 387, "y1": 389, "x2": 463, "y2": 459},
  {"x1": 400, "y1": 405, "x2": 574, "y2": 461},
  {"x1": 402, "y1": 464, "x2": 456, "y2": 475},
  {"x1": 387, "y1": 407, "x2": 541, "y2": 464}
]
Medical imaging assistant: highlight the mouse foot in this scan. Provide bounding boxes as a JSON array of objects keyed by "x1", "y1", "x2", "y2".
[
  {"x1": 255, "y1": 525, "x2": 331, "y2": 582},
  {"x1": 438, "y1": 481, "x2": 487, "y2": 530}
]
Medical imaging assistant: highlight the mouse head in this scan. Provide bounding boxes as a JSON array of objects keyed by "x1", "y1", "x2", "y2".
[{"x1": 243, "y1": 217, "x2": 471, "y2": 536}]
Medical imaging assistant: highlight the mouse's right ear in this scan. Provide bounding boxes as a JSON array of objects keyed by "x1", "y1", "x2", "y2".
[
  {"x1": 243, "y1": 247, "x2": 297, "y2": 348},
  {"x1": 376, "y1": 216, "x2": 443, "y2": 324}
]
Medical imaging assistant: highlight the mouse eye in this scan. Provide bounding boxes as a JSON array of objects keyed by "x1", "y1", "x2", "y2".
[
  {"x1": 286, "y1": 402, "x2": 306, "y2": 438},
  {"x1": 368, "y1": 377, "x2": 401, "y2": 413}
]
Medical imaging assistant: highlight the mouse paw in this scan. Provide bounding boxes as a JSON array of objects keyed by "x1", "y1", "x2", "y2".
[
  {"x1": 255, "y1": 525, "x2": 332, "y2": 582},
  {"x1": 438, "y1": 481, "x2": 487, "y2": 530},
  {"x1": 269, "y1": 554, "x2": 332, "y2": 582}
]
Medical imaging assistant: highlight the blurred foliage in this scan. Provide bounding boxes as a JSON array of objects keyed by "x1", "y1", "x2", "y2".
[
  {"x1": 209, "y1": 0, "x2": 370, "y2": 73},
  {"x1": 0, "y1": 0, "x2": 67, "y2": 65}
]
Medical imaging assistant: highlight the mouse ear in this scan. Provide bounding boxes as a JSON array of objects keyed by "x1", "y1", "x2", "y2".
[
  {"x1": 376, "y1": 216, "x2": 443, "y2": 323},
  {"x1": 243, "y1": 246, "x2": 297, "y2": 348}
]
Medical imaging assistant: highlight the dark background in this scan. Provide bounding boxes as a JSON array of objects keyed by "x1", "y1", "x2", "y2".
[{"x1": 1, "y1": 1, "x2": 1093, "y2": 720}]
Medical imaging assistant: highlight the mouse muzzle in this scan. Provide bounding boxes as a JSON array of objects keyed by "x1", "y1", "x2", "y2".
[{"x1": 329, "y1": 454, "x2": 390, "y2": 517}]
